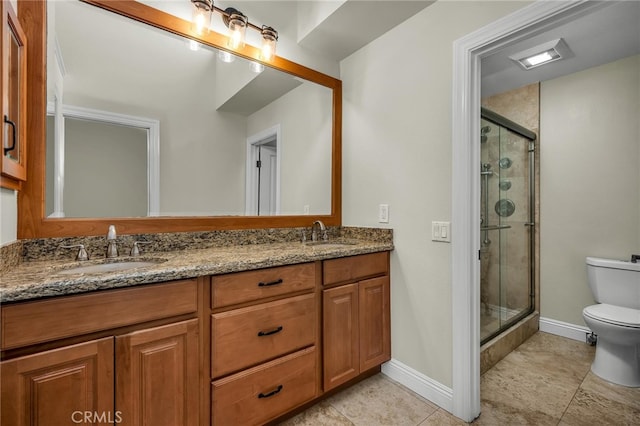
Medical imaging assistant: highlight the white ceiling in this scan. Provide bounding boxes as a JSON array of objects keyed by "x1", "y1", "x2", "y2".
[
  {"x1": 481, "y1": 1, "x2": 640, "y2": 97},
  {"x1": 58, "y1": 1, "x2": 640, "y2": 109},
  {"x1": 215, "y1": 1, "x2": 639, "y2": 96}
]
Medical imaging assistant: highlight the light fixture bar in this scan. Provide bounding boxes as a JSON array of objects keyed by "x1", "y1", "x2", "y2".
[
  {"x1": 191, "y1": 1, "x2": 279, "y2": 61},
  {"x1": 211, "y1": 5, "x2": 263, "y2": 33}
]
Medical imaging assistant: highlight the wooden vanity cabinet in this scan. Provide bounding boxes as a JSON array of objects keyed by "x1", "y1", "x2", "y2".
[
  {"x1": 322, "y1": 252, "x2": 391, "y2": 391},
  {"x1": 210, "y1": 262, "x2": 320, "y2": 425},
  {"x1": 0, "y1": 279, "x2": 201, "y2": 426}
]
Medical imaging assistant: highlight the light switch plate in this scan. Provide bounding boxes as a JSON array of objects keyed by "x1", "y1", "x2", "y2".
[{"x1": 432, "y1": 221, "x2": 451, "y2": 242}]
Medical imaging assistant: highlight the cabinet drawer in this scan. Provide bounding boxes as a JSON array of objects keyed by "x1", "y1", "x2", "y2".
[
  {"x1": 1, "y1": 279, "x2": 198, "y2": 350},
  {"x1": 323, "y1": 252, "x2": 389, "y2": 286},
  {"x1": 212, "y1": 262, "x2": 316, "y2": 309},
  {"x1": 212, "y1": 293, "x2": 316, "y2": 378},
  {"x1": 212, "y1": 347, "x2": 317, "y2": 426}
]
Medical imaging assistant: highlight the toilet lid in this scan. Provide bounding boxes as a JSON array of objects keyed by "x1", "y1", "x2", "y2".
[{"x1": 583, "y1": 304, "x2": 640, "y2": 328}]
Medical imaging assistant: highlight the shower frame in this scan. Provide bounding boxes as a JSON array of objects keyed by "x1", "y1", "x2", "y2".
[{"x1": 480, "y1": 107, "x2": 537, "y2": 345}]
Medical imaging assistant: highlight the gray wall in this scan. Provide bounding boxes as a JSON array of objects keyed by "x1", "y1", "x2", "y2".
[{"x1": 340, "y1": 0, "x2": 531, "y2": 388}]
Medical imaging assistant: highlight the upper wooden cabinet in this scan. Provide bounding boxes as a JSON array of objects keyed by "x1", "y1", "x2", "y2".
[{"x1": 1, "y1": 1, "x2": 27, "y2": 189}]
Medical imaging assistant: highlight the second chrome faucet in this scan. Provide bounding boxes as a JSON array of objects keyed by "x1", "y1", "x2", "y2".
[{"x1": 311, "y1": 220, "x2": 328, "y2": 242}]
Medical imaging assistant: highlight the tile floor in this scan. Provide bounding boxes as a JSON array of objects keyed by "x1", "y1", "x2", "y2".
[{"x1": 279, "y1": 332, "x2": 640, "y2": 425}]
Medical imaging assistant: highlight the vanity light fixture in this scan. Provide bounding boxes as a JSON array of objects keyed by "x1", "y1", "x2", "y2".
[
  {"x1": 190, "y1": 0, "x2": 278, "y2": 61},
  {"x1": 509, "y1": 38, "x2": 570, "y2": 70}
]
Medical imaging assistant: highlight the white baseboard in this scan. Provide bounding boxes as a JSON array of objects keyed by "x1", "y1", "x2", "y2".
[
  {"x1": 381, "y1": 359, "x2": 453, "y2": 413},
  {"x1": 539, "y1": 316, "x2": 591, "y2": 342}
]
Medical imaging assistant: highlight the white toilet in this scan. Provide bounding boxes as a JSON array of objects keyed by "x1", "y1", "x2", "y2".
[{"x1": 582, "y1": 257, "x2": 640, "y2": 387}]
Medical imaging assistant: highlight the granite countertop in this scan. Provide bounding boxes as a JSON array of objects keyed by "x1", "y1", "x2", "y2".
[{"x1": 0, "y1": 239, "x2": 393, "y2": 303}]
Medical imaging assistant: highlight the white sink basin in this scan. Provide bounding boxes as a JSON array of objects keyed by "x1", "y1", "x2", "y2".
[{"x1": 57, "y1": 259, "x2": 165, "y2": 275}]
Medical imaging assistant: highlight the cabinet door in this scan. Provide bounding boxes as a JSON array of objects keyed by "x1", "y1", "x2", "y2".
[
  {"x1": 323, "y1": 283, "x2": 359, "y2": 391},
  {"x1": 1, "y1": 338, "x2": 114, "y2": 426},
  {"x1": 1, "y1": 1, "x2": 27, "y2": 188},
  {"x1": 115, "y1": 319, "x2": 199, "y2": 426},
  {"x1": 359, "y1": 276, "x2": 391, "y2": 372}
]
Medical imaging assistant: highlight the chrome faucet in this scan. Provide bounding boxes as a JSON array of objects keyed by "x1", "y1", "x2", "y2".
[
  {"x1": 106, "y1": 225, "x2": 119, "y2": 258},
  {"x1": 60, "y1": 244, "x2": 89, "y2": 261},
  {"x1": 311, "y1": 220, "x2": 328, "y2": 242}
]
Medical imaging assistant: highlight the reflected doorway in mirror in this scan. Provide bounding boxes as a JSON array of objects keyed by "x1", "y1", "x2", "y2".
[{"x1": 246, "y1": 125, "x2": 280, "y2": 216}]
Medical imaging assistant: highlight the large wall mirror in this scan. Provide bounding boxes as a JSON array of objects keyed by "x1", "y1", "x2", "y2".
[{"x1": 19, "y1": 0, "x2": 342, "y2": 238}]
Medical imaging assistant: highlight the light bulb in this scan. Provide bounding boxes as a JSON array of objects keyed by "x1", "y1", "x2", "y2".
[
  {"x1": 260, "y1": 26, "x2": 278, "y2": 61},
  {"x1": 191, "y1": 0, "x2": 212, "y2": 35},
  {"x1": 226, "y1": 11, "x2": 247, "y2": 49}
]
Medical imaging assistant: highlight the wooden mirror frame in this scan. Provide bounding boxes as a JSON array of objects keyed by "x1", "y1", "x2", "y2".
[{"x1": 18, "y1": 0, "x2": 341, "y2": 238}]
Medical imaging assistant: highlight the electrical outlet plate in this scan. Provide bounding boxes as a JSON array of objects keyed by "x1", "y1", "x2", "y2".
[{"x1": 432, "y1": 221, "x2": 451, "y2": 242}]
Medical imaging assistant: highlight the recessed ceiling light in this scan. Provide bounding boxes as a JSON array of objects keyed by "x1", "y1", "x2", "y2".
[{"x1": 509, "y1": 38, "x2": 570, "y2": 70}]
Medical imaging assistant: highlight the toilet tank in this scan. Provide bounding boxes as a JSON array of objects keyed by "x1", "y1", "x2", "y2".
[{"x1": 586, "y1": 257, "x2": 640, "y2": 309}]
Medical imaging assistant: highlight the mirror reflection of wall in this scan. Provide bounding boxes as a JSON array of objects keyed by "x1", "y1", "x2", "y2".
[
  {"x1": 46, "y1": 118, "x2": 148, "y2": 217},
  {"x1": 46, "y1": 0, "x2": 332, "y2": 218}
]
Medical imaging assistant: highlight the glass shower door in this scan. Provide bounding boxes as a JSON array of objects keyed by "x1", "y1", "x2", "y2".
[{"x1": 480, "y1": 112, "x2": 534, "y2": 344}]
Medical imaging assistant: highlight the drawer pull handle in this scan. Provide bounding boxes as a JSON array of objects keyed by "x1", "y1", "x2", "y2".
[
  {"x1": 258, "y1": 278, "x2": 283, "y2": 287},
  {"x1": 257, "y1": 326, "x2": 283, "y2": 337},
  {"x1": 258, "y1": 385, "x2": 283, "y2": 399}
]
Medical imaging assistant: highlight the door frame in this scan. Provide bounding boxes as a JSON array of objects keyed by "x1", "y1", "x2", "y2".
[
  {"x1": 245, "y1": 124, "x2": 281, "y2": 215},
  {"x1": 451, "y1": 0, "x2": 600, "y2": 421}
]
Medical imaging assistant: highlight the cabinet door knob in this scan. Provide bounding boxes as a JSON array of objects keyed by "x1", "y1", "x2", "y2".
[{"x1": 257, "y1": 326, "x2": 283, "y2": 337}]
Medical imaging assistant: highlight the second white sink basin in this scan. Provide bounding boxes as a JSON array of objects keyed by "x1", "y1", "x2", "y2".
[{"x1": 57, "y1": 259, "x2": 164, "y2": 275}]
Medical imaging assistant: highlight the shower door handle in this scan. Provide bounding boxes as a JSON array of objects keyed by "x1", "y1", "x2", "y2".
[
  {"x1": 480, "y1": 225, "x2": 511, "y2": 231},
  {"x1": 524, "y1": 222, "x2": 535, "y2": 227}
]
